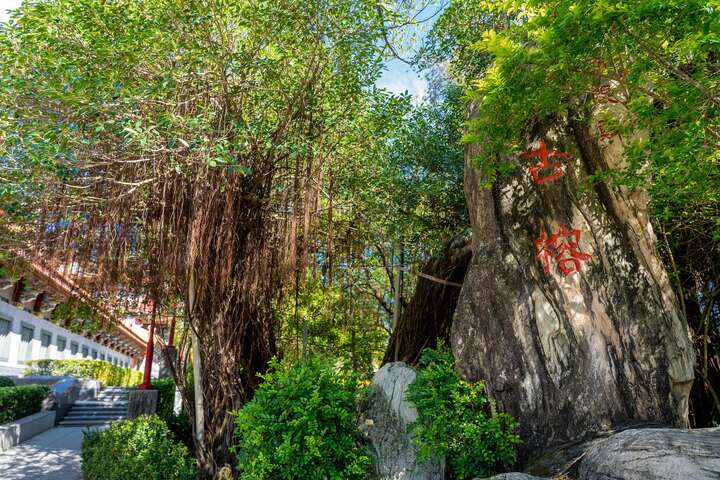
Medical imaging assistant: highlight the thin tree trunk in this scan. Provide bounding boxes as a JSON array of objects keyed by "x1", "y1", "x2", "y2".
[
  {"x1": 191, "y1": 329, "x2": 204, "y2": 445},
  {"x1": 392, "y1": 241, "x2": 404, "y2": 332},
  {"x1": 188, "y1": 270, "x2": 204, "y2": 447}
]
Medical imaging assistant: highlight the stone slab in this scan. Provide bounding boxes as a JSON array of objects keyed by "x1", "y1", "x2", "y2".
[
  {"x1": 127, "y1": 389, "x2": 158, "y2": 419},
  {"x1": 159, "y1": 346, "x2": 177, "y2": 379},
  {"x1": 0, "y1": 410, "x2": 56, "y2": 452}
]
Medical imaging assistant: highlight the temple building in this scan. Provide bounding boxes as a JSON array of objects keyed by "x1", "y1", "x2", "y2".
[{"x1": 0, "y1": 260, "x2": 149, "y2": 376}]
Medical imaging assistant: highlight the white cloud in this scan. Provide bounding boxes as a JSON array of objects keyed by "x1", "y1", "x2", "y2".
[{"x1": 375, "y1": 68, "x2": 428, "y2": 105}]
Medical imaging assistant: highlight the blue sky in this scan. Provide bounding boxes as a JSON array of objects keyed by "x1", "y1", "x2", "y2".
[{"x1": 0, "y1": 0, "x2": 435, "y2": 102}]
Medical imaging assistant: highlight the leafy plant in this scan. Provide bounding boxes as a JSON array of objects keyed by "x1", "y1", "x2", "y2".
[
  {"x1": 0, "y1": 376, "x2": 15, "y2": 388},
  {"x1": 27, "y1": 360, "x2": 142, "y2": 387},
  {"x1": 81, "y1": 415, "x2": 196, "y2": 480},
  {"x1": 275, "y1": 273, "x2": 387, "y2": 377},
  {"x1": 152, "y1": 378, "x2": 177, "y2": 421},
  {"x1": 152, "y1": 378, "x2": 193, "y2": 455},
  {"x1": 231, "y1": 358, "x2": 371, "y2": 480},
  {"x1": 51, "y1": 297, "x2": 104, "y2": 334},
  {"x1": 0, "y1": 385, "x2": 49, "y2": 424},
  {"x1": 407, "y1": 346, "x2": 521, "y2": 479}
]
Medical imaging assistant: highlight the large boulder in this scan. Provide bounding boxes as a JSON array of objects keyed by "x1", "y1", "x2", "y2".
[
  {"x1": 578, "y1": 427, "x2": 720, "y2": 480},
  {"x1": 358, "y1": 362, "x2": 444, "y2": 480},
  {"x1": 453, "y1": 108, "x2": 695, "y2": 461}
]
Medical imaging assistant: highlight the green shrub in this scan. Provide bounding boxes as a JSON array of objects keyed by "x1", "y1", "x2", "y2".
[
  {"x1": 231, "y1": 358, "x2": 371, "y2": 480},
  {"x1": 152, "y1": 378, "x2": 194, "y2": 455},
  {"x1": 406, "y1": 347, "x2": 521, "y2": 479},
  {"x1": 27, "y1": 359, "x2": 142, "y2": 387},
  {"x1": 0, "y1": 385, "x2": 49, "y2": 424},
  {"x1": 81, "y1": 415, "x2": 197, "y2": 480},
  {"x1": 0, "y1": 376, "x2": 15, "y2": 388}
]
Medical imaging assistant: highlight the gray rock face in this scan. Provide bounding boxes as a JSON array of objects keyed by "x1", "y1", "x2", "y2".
[
  {"x1": 453, "y1": 110, "x2": 695, "y2": 461},
  {"x1": 359, "y1": 362, "x2": 444, "y2": 480},
  {"x1": 578, "y1": 428, "x2": 720, "y2": 480}
]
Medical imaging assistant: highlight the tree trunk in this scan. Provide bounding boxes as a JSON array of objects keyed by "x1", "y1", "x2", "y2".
[
  {"x1": 179, "y1": 177, "x2": 286, "y2": 479},
  {"x1": 452, "y1": 108, "x2": 695, "y2": 463},
  {"x1": 189, "y1": 295, "x2": 276, "y2": 479},
  {"x1": 384, "y1": 236, "x2": 471, "y2": 365}
]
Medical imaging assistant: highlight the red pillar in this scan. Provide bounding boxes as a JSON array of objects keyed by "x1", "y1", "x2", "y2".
[{"x1": 139, "y1": 310, "x2": 156, "y2": 390}]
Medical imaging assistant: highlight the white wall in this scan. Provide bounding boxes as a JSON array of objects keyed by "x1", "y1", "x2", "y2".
[{"x1": 0, "y1": 299, "x2": 133, "y2": 377}]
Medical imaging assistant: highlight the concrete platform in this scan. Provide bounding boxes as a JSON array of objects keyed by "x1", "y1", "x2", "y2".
[
  {"x1": 0, "y1": 411, "x2": 56, "y2": 452},
  {"x1": 0, "y1": 427, "x2": 87, "y2": 480}
]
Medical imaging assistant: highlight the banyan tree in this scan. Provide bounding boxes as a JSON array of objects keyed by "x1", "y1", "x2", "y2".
[{"x1": 0, "y1": 0, "x2": 395, "y2": 476}]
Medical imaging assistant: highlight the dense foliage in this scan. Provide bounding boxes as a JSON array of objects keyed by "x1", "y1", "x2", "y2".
[
  {"x1": 274, "y1": 80, "x2": 469, "y2": 374},
  {"x1": 462, "y1": 1, "x2": 719, "y2": 223},
  {"x1": 28, "y1": 360, "x2": 142, "y2": 387},
  {"x1": 50, "y1": 297, "x2": 104, "y2": 335},
  {"x1": 407, "y1": 347, "x2": 520, "y2": 479},
  {"x1": 231, "y1": 358, "x2": 370, "y2": 480},
  {"x1": 0, "y1": 376, "x2": 15, "y2": 388},
  {"x1": 276, "y1": 273, "x2": 387, "y2": 376},
  {"x1": 4, "y1": 0, "x2": 719, "y2": 476},
  {"x1": 0, "y1": 1, "x2": 418, "y2": 473},
  {"x1": 153, "y1": 378, "x2": 177, "y2": 421},
  {"x1": 0, "y1": 385, "x2": 49, "y2": 424},
  {"x1": 152, "y1": 378, "x2": 194, "y2": 454},
  {"x1": 82, "y1": 415, "x2": 197, "y2": 480}
]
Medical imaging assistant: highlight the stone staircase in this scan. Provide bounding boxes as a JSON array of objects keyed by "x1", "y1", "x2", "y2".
[{"x1": 58, "y1": 387, "x2": 129, "y2": 427}]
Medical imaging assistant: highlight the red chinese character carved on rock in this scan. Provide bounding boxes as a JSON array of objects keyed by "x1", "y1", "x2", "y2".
[
  {"x1": 520, "y1": 139, "x2": 570, "y2": 185},
  {"x1": 534, "y1": 224, "x2": 591, "y2": 276},
  {"x1": 597, "y1": 119, "x2": 614, "y2": 142}
]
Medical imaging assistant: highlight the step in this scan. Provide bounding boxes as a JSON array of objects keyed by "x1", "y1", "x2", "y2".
[
  {"x1": 59, "y1": 420, "x2": 116, "y2": 426},
  {"x1": 65, "y1": 411, "x2": 126, "y2": 418},
  {"x1": 60, "y1": 417, "x2": 122, "y2": 423},
  {"x1": 69, "y1": 410, "x2": 126, "y2": 416},
  {"x1": 61, "y1": 415, "x2": 126, "y2": 423},
  {"x1": 75, "y1": 401, "x2": 128, "y2": 407},
  {"x1": 57, "y1": 425, "x2": 108, "y2": 431},
  {"x1": 70, "y1": 406, "x2": 126, "y2": 412}
]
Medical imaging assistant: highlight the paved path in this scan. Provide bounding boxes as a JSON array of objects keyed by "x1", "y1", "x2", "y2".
[{"x1": 0, "y1": 427, "x2": 85, "y2": 480}]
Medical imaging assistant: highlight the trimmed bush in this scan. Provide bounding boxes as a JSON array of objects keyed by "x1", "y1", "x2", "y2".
[
  {"x1": 231, "y1": 358, "x2": 371, "y2": 480},
  {"x1": 0, "y1": 385, "x2": 49, "y2": 424},
  {"x1": 406, "y1": 346, "x2": 521, "y2": 479},
  {"x1": 152, "y1": 378, "x2": 176, "y2": 420},
  {"x1": 0, "y1": 376, "x2": 15, "y2": 388},
  {"x1": 81, "y1": 415, "x2": 197, "y2": 480},
  {"x1": 27, "y1": 359, "x2": 142, "y2": 387},
  {"x1": 152, "y1": 378, "x2": 194, "y2": 454}
]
